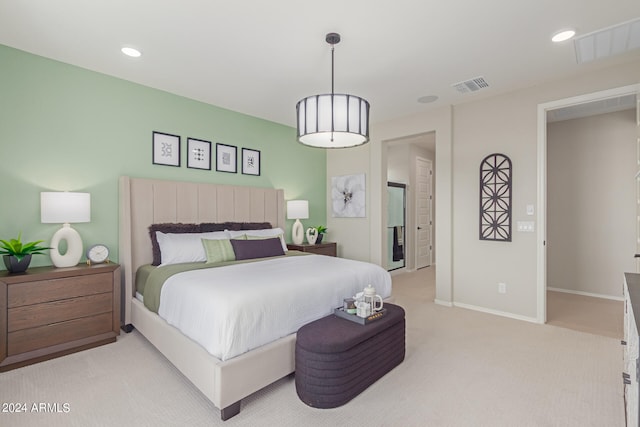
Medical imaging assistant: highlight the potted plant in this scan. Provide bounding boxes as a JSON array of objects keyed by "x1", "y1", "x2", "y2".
[
  {"x1": 0, "y1": 233, "x2": 50, "y2": 273},
  {"x1": 314, "y1": 226, "x2": 328, "y2": 244}
]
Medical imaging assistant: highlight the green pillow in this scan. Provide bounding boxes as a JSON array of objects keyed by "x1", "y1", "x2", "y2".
[{"x1": 202, "y1": 238, "x2": 236, "y2": 263}]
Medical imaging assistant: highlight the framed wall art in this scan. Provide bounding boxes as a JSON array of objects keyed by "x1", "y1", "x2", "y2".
[
  {"x1": 187, "y1": 137, "x2": 211, "y2": 170},
  {"x1": 242, "y1": 148, "x2": 261, "y2": 176},
  {"x1": 479, "y1": 153, "x2": 512, "y2": 241},
  {"x1": 152, "y1": 131, "x2": 181, "y2": 167},
  {"x1": 216, "y1": 143, "x2": 237, "y2": 173},
  {"x1": 331, "y1": 173, "x2": 366, "y2": 217}
]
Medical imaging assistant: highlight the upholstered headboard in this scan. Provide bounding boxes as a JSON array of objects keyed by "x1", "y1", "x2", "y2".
[{"x1": 118, "y1": 176, "x2": 286, "y2": 326}]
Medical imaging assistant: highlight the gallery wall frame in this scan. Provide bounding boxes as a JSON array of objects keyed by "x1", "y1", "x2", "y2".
[
  {"x1": 152, "y1": 131, "x2": 181, "y2": 167},
  {"x1": 216, "y1": 143, "x2": 237, "y2": 173},
  {"x1": 187, "y1": 137, "x2": 211, "y2": 170},
  {"x1": 242, "y1": 148, "x2": 261, "y2": 176}
]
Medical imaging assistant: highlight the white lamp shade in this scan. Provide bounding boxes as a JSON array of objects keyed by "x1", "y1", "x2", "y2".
[
  {"x1": 296, "y1": 94, "x2": 369, "y2": 148},
  {"x1": 41, "y1": 192, "x2": 90, "y2": 223},
  {"x1": 287, "y1": 200, "x2": 309, "y2": 220},
  {"x1": 41, "y1": 192, "x2": 90, "y2": 268}
]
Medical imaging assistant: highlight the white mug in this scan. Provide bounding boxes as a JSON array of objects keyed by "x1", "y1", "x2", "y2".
[{"x1": 356, "y1": 302, "x2": 371, "y2": 318}]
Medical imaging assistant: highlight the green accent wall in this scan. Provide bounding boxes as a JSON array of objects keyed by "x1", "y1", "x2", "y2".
[{"x1": 0, "y1": 44, "x2": 326, "y2": 268}]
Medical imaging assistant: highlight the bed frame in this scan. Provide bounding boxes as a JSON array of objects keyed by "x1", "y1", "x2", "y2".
[{"x1": 118, "y1": 176, "x2": 294, "y2": 420}]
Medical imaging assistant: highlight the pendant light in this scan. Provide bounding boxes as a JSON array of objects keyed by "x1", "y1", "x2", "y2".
[{"x1": 296, "y1": 33, "x2": 370, "y2": 148}]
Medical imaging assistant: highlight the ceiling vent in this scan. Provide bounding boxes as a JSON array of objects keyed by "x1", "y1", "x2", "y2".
[
  {"x1": 574, "y1": 17, "x2": 640, "y2": 64},
  {"x1": 452, "y1": 76, "x2": 489, "y2": 94}
]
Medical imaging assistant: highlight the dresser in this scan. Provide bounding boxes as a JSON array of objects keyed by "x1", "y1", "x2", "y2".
[
  {"x1": 624, "y1": 272, "x2": 640, "y2": 427},
  {"x1": 0, "y1": 263, "x2": 120, "y2": 372},
  {"x1": 287, "y1": 242, "x2": 337, "y2": 257}
]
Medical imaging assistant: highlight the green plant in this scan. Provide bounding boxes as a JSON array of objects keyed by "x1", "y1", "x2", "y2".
[
  {"x1": 0, "y1": 233, "x2": 50, "y2": 261},
  {"x1": 315, "y1": 225, "x2": 328, "y2": 235}
]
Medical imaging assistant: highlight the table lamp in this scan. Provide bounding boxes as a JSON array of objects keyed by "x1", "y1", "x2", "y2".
[
  {"x1": 287, "y1": 200, "x2": 309, "y2": 245},
  {"x1": 41, "y1": 192, "x2": 91, "y2": 267}
]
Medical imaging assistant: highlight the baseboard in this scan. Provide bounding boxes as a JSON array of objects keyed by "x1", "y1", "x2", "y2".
[
  {"x1": 547, "y1": 287, "x2": 624, "y2": 302},
  {"x1": 453, "y1": 302, "x2": 539, "y2": 324},
  {"x1": 434, "y1": 299, "x2": 453, "y2": 307}
]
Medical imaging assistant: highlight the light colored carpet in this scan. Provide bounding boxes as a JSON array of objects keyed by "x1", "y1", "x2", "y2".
[
  {"x1": 547, "y1": 290, "x2": 623, "y2": 339},
  {"x1": 0, "y1": 267, "x2": 625, "y2": 426}
]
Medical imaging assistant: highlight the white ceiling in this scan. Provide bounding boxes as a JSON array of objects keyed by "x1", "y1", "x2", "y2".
[{"x1": 1, "y1": 1, "x2": 639, "y2": 129}]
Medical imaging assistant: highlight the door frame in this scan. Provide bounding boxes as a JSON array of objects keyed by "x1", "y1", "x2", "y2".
[{"x1": 536, "y1": 83, "x2": 640, "y2": 324}]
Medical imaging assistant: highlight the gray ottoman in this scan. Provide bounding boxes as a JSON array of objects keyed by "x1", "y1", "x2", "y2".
[{"x1": 295, "y1": 303, "x2": 405, "y2": 408}]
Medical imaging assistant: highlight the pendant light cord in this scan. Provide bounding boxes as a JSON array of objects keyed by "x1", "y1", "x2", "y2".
[{"x1": 330, "y1": 44, "x2": 335, "y2": 141}]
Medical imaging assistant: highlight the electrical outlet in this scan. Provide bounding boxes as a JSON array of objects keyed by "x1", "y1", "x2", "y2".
[{"x1": 498, "y1": 282, "x2": 507, "y2": 294}]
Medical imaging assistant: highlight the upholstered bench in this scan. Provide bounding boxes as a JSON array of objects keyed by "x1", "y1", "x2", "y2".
[{"x1": 295, "y1": 303, "x2": 405, "y2": 409}]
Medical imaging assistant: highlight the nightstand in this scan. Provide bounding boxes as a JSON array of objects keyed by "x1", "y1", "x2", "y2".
[
  {"x1": 287, "y1": 242, "x2": 337, "y2": 257},
  {"x1": 0, "y1": 263, "x2": 121, "y2": 372}
]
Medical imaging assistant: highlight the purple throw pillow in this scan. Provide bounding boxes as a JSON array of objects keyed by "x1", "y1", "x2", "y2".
[{"x1": 230, "y1": 238, "x2": 285, "y2": 260}]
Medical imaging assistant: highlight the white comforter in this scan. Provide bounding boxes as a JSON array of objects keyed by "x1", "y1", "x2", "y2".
[{"x1": 157, "y1": 254, "x2": 392, "y2": 361}]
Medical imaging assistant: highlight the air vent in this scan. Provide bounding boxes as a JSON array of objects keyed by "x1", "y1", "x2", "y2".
[{"x1": 452, "y1": 76, "x2": 490, "y2": 94}]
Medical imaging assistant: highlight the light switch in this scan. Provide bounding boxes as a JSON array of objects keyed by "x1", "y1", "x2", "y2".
[
  {"x1": 517, "y1": 221, "x2": 535, "y2": 232},
  {"x1": 526, "y1": 204, "x2": 534, "y2": 216}
]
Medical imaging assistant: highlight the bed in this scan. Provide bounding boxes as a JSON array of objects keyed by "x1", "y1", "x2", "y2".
[{"x1": 118, "y1": 176, "x2": 392, "y2": 420}]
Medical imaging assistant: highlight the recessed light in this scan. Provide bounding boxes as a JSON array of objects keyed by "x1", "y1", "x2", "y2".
[
  {"x1": 418, "y1": 95, "x2": 439, "y2": 104},
  {"x1": 551, "y1": 29, "x2": 576, "y2": 43},
  {"x1": 121, "y1": 47, "x2": 142, "y2": 58}
]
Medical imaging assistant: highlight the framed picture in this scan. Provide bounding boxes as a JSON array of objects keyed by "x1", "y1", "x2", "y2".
[
  {"x1": 152, "y1": 131, "x2": 181, "y2": 167},
  {"x1": 242, "y1": 148, "x2": 261, "y2": 176},
  {"x1": 187, "y1": 138, "x2": 211, "y2": 170},
  {"x1": 331, "y1": 173, "x2": 366, "y2": 217},
  {"x1": 216, "y1": 143, "x2": 237, "y2": 173}
]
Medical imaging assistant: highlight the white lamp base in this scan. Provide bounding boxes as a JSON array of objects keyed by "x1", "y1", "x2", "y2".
[
  {"x1": 292, "y1": 219, "x2": 304, "y2": 245},
  {"x1": 50, "y1": 223, "x2": 83, "y2": 268}
]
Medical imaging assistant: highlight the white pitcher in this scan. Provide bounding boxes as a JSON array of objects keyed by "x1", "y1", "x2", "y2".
[{"x1": 363, "y1": 284, "x2": 383, "y2": 312}]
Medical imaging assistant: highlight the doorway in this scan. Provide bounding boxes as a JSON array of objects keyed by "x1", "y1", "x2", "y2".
[
  {"x1": 385, "y1": 132, "x2": 435, "y2": 271},
  {"x1": 536, "y1": 84, "x2": 640, "y2": 324}
]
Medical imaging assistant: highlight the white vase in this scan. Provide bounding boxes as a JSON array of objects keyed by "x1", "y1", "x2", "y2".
[{"x1": 306, "y1": 228, "x2": 318, "y2": 245}]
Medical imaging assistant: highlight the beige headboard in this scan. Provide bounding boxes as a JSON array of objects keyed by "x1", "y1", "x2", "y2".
[{"x1": 118, "y1": 176, "x2": 285, "y2": 326}]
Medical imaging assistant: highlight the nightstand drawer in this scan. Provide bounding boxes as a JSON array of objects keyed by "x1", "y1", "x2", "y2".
[
  {"x1": 8, "y1": 293, "x2": 113, "y2": 332},
  {"x1": 311, "y1": 246, "x2": 337, "y2": 257},
  {"x1": 8, "y1": 272, "x2": 112, "y2": 307},
  {"x1": 7, "y1": 312, "x2": 113, "y2": 356}
]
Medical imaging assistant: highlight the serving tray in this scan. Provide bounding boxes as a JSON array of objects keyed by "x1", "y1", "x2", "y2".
[{"x1": 333, "y1": 307, "x2": 387, "y2": 325}]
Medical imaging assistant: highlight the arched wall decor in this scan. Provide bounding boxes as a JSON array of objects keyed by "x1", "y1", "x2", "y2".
[{"x1": 479, "y1": 153, "x2": 512, "y2": 242}]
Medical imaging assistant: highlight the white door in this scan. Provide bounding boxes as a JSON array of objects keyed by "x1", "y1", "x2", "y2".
[{"x1": 416, "y1": 157, "x2": 432, "y2": 268}]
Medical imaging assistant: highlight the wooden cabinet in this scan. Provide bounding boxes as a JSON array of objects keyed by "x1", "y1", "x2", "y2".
[
  {"x1": 625, "y1": 273, "x2": 640, "y2": 427},
  {"x1": 0, "y1": 263, "x2": 120, "y2": 372},
  {"x1": 287, "y1": 242, "x2": 337, "y2": 257}
]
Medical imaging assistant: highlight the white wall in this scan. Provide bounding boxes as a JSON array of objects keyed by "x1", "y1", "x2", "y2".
[
  {"x1": 327, "y1": 57, "x2": 640, "y2": 320},
  {"x1": 328, "y1": 106, "x2": 454, "y2": 303},
  {"x1": 387, "y1": 144, "x2": 410, "y2": 184},
  {"x1": 326, "y1": 143, "x2": 371, "y2": 261},
  {"x1": 547, "y1": 110, "x2": 636, "y2": 298}
]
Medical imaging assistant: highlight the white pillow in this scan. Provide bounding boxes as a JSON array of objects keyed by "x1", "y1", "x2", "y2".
[
  {"x1": 227, "y1": 228, "x2": 288, "y2": 252},
  {"x1": 157, "y1": 231, "x2": 229, "y2": 266}
]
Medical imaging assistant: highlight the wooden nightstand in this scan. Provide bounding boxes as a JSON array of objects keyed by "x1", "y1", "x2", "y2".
[
  {"x1": 287, "y1": 242, "x2": 337, "y2": 257},
  {"x1": 0, "y1": 263, "x2": 121, "y2": 372}
]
